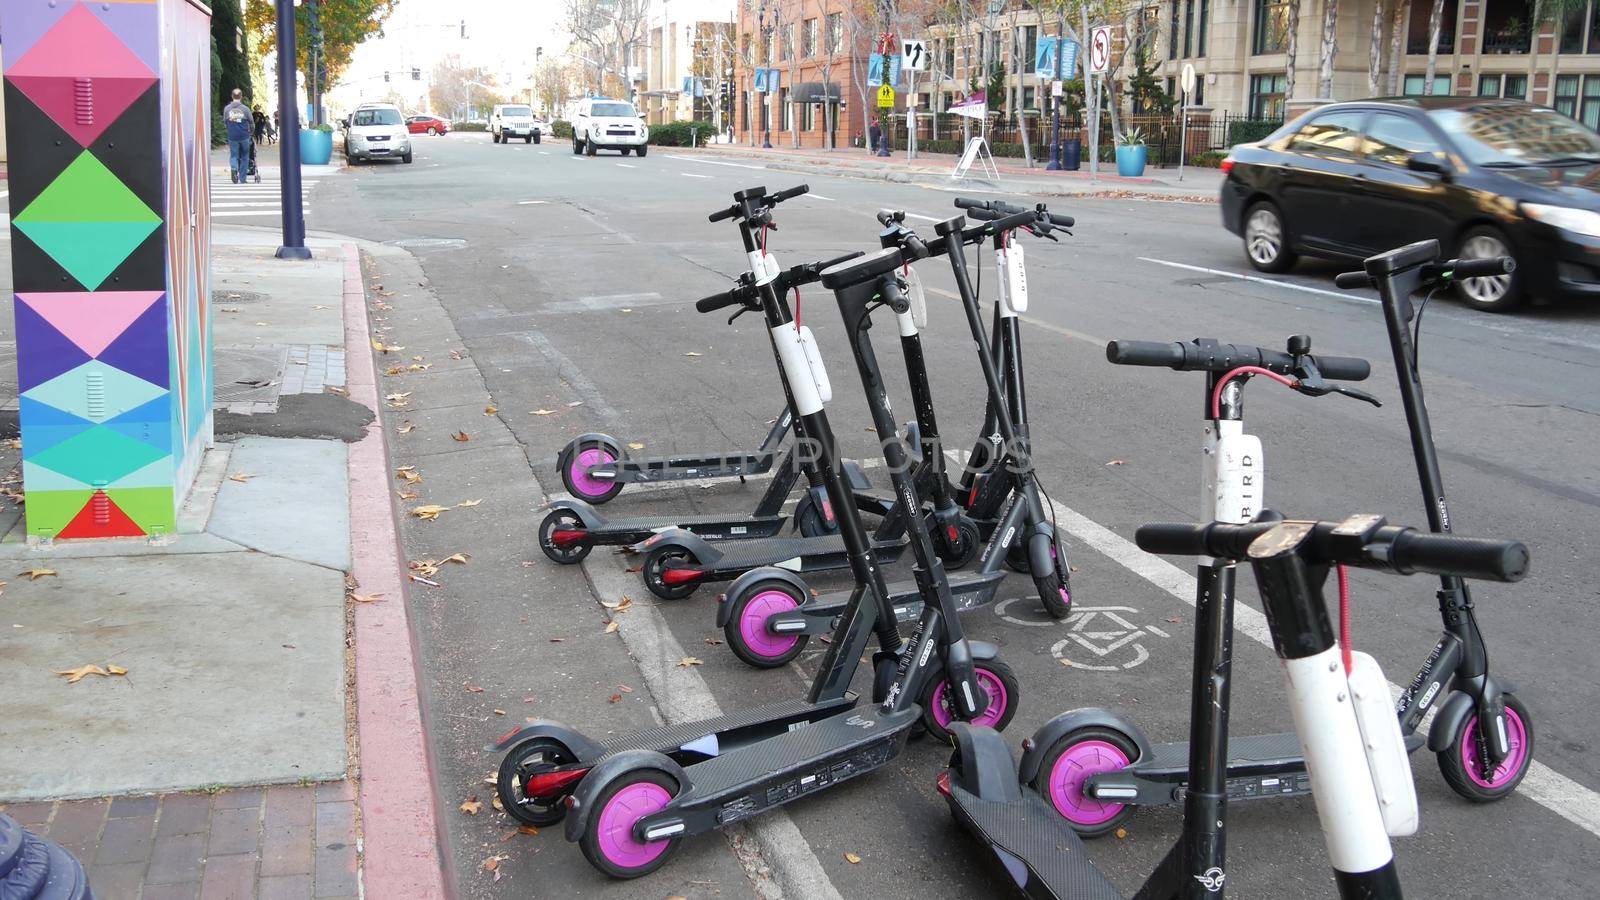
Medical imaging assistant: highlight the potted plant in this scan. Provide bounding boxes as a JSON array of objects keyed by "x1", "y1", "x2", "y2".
[
  {"x1": 301, "y1": 122, "x2": 334, "y2": 166},
  {"x1": 1116, "y1": 126, "x2": 1148, "y2": 177}
]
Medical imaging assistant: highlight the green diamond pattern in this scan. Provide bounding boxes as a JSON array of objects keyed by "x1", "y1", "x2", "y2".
[
  {"x1": 14, "y1": 151, "x2": 160, "y2": 290},
  {"x1": 27, "y1": 426, "x2": 168, "y2": 486}
]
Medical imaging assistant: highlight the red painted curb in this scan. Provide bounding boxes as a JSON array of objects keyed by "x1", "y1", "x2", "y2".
[{"x1": 342, "y1": 242, "x2": 451, "y2": 898}]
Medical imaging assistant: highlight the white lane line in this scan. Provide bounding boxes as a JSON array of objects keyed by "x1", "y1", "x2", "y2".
[
  {"x1": 681, "y1": 172, "x2": 713, "y2": 179},
  {"x1": 666, "y1": 154, "x2": 766, "y2": 170},
  {"x1": 518, "y1": 200, "x2": 548, "y2": 205},
  {"x1": 806, "y1": 193, "x2": 837, "y2": 202},
  {"x1": 905, "y1": 212, "x2": 943, "y2": 222},
  {"x1": 617, "y1": 163, "x2": 637, "y2": 169},
  {"x1": 1139, "y1": 257, "x2": 1370, "y2": 303},
  {"x1": 539, "y1": 151, "x2": 550, "y2": 155},
  {"x1": 211, "y1": 202, "x2": 299, "y2": 208},
  {"x1": 214, "y1": 210, "x2": 308, "y2": 218}
]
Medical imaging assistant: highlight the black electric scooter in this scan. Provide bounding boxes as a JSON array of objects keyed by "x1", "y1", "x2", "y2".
[
  {"x1": 716, "y1": 201, "x2": 1077, "y2": 673},
  {"x1": 1334, "y1": 239, "x2": 1534, "y2": 799},
  {"x1": 942, "y1": 514, "x2": 1528, "y2": 900},
  {"x1": 1024, "y1": 336, "x2": 1377, "y2": 836},
  {"x1": 490, "y1": 191, "x2": 1024, "y2": 879},
  {"x1": 536, "y1": 252, "x2": 875, "y2": 565}
]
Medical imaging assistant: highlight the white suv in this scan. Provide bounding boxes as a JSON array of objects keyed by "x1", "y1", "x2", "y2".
[
  {"x1": 491, "y1": 104, "x2": 540, "y2": 144},
  {"x1": 572, "y1": 98, "x2": 649, "y2": 157},
  {"x1": 344, "y1": 103, "x2": 412, "y2": 164}
]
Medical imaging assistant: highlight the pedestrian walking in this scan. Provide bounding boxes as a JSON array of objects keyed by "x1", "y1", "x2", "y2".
[
  {"x1": 253, "y1": 106, "x2": 268, "y2": 145},
  {"x1": 223, "y1": 88, "x2": 253, "y2": 184},
  {"x1": 868, "y1": 119, "x2": 882, "y2": 153}
]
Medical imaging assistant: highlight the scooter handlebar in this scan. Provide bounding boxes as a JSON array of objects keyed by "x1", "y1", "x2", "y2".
[
  {"x1": 1446, "y1": 256, "x2": 1515, "y2": 279},
  {"x1": 1387, "y1": 530, "x2": 1530, "y2": 582},
  {"x1": 695, "y1": 288, "x2": 746, "y2": 313},
  {"x1": 708, "y1": 205, "x2": 737, "y2": 223},
  {"x1": 1334, "y1": 271, "x2": 1370, "y2": 289},
  {"x1": 772, "y1": 183, "x2": 810, "y2": 203},
  {"x1": 1105, "y1": 339, "x2": 1371, "y2": 382}
]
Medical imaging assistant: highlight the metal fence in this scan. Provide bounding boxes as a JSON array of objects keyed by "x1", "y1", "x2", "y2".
[{"x1": 889, "y1": 110, "x2": 1283, "y2": 167}]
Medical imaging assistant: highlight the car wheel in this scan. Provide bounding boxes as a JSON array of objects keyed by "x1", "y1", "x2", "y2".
[
  {"x1": 402, "y1": 151, "x2": 413, "y2": 164},
  {"x1": 573, "y1": 137, "x2": 581, "y2": 155},
  {"x1": 1455, "y1": 226, "x2": 1523, "y2": 312},
  {"x1": 1243, "y1": 201, "x2": 1295, "y2": 273},
  {"x1": 525, "y1": 135, "x2": 533, "y2": 143},
  {"x1": 585, "y1": 139, "x2": 597, "y2": 157},
  {"x1": 621, "y1": 147, "x2": 631, "y2": 156},
  {"x1": 427, "y1": 126, "x2": 437, "y2": 136},
  {"x1": 533, "y1": 132, "x2": 541, "y2": 144},
  {"x1": 637, "y1": 144, "x2": 648, "y2": 158}
]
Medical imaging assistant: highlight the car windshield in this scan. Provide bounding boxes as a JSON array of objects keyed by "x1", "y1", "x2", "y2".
[
  {"x1": 591, "y1": 102, "x2": 636, "y2": 117},
  {"x1": 501, "y1": 106, "x2": 532, "y2": 117},
  {"x1": 353, "y1": 108, "x2": 402, "y2": 126},
  {"x1": 1432, "y1": 106, "x2": 1600, "y2": 166}
]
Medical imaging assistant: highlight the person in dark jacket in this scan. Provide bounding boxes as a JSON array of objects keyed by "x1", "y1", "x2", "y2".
[
  {"x1": 223, "y1": 88, "x2": 253, "y2": 183},
  {"x1": 868, "y1": 119, "x2": 881, "y2": 153}
]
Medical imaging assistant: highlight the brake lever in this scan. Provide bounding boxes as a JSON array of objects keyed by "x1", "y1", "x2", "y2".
[
  {"x1": 1295, "y1": 377, "x2": 1382, "y2": 407},
  {"x1": 727, "y1": 304, "x2": 756, "y2": 326}
]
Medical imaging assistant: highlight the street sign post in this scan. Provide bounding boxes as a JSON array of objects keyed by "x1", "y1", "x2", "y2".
[
  {"x1": 1178, "y1": 63, "x2": 1196, "y2": 181},
  {"x1": 877, "y1": 84, "x2": 895, "y2": 107},
  {"x1": 902, "y1": 39, "x2": 926, "y2": 71},
  {"x1": 1089, "y1": 26, "x2": 1112, "y2": 75}
]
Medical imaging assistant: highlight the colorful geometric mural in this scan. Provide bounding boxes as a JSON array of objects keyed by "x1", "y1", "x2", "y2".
[{"x1": 1, "y1": 0, "x2": 213, "y2": 539}]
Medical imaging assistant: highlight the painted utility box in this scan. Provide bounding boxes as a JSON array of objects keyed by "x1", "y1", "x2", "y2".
[{"x1": 2, "y1": 0, "x2": 214, "y2": 540}]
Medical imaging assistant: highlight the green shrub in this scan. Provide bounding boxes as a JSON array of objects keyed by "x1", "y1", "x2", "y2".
[
  {"x1": 1189, "y1": 150, "x2": 1227, "y2": 168},
  {"x1": 455, "y1": 121, "x2": 488, "y2": 132},
  {"x1": 312, "y1": 123, "x2": 333, "y2": 133},
  {"x1": 551, "y1": 120, "x2": 573, "y2": 138},
  {"x1": 649, "y1": 120, "x2": 715, "y2": 147},
  {"x1": 1227, "y1": 119, "x2": 1280, "y2": 147}
]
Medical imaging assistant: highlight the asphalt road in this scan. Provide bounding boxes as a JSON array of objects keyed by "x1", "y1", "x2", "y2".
[{"x1": 313, "y1": 132, "x2": 1600, "y2": 899}]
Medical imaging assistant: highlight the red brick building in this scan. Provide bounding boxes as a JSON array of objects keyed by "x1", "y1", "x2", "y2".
[{"x1": 733, "y1": 1, "x2": 879, "y2": 149}]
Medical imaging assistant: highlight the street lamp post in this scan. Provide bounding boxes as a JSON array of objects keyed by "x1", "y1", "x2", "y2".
[{"x1": 275, "y1": 0, "x2": 311, "y2": 260}]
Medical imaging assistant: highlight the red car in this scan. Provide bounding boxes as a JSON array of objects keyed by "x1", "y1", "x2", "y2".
[{"x1": 406, "y1": 115, "x2": 450, "y2": 136}]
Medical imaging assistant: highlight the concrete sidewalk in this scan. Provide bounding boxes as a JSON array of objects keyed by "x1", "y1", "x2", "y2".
[{"x1": 686, "y1": 142, "x2": 1224, "y2": 200}]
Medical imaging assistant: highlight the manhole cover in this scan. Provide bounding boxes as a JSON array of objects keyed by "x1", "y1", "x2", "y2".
[
  {"x1": 388, "y1": 237, "x2": 468, "y2": 250},
  {"x1": 213, "y1": 289, "x2": 267, "y2": 304}
]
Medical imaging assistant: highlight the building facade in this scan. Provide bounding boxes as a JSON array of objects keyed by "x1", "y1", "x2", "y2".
[
  {"x1": 733, "y1": 0, "x2": 873, "y2": 149},
  {"x1": 642, "y1": 1, "x2": 736, "y2": 127}
]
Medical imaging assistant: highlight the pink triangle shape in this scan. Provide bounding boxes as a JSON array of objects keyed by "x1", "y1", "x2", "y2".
[
  {"x1": 9, "y1": 4, "x2": 155, "y2": 80},
  {"x1": 16, "y1": 291, "x2": 164, "y2": 357},
  {"x1": 8, "y1": 75, "x2": 156, "y2": 147}
]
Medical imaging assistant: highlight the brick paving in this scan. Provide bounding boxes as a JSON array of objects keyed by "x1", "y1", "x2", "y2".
[{"x1": 1, "y1": 781, "x2": 359, "y2": 900}]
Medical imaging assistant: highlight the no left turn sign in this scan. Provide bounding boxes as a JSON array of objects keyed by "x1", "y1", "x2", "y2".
[{"x1": 1089, "y1": 25, "x2": 1112, "y2": 75}]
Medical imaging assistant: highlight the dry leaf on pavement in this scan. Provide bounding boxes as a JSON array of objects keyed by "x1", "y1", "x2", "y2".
[
  {"x1": 493, "y1": 709, "x2": 507, "y2": 716},
  {"x1": 844, "y1": 852, "x2": 862, "y2": 864},
  {"x1": 531, "y1": 409, "x2": 555, "y2": 416},
  {"x1": 398, "y1": 423, "x2": 416, "y2": 434},
  {"x1": 228, "y1": 472, "x2": 255, "y2": 483},
  {"x1": 485, "y1": 406, "x2": 498, "y2": 415},
  {"x1": 351, "y1": 593, "x2": 386, "y2": 603},
  {"x1": 19, "y1": 567, "x2": 56, "y2": 581},
  {"x1": 517, "y1": 825, "x2": 539, "y2": 836},
  {"x1": 685, "y1": 351, "x2": 702, "y2": 357},
  {"x1": 566, "y1": 400, "x2": 583, "y2": 407},
  {"x1": 441, "y1": 552, "x2": 471, "y2": 564},
  {"x1": 601, "y1": 595, "x2": 634, "y2": 612},
  {"x1": 410, "y1": 505, "x2": 451, "y2": 520},
  {"x1": 397, "y1": 490, "x2": 419, "y2": 500},
  {"x1": 460, "y1": 796, "x2": 484, "y2": 816},
  {"x1": 677, "y1": 657, "x2": 704, "y2": 668},
  {"x1": 55, "y1": 664, "x2": 124, "y2": 684},
  {"x1": 106, "y1": 665, "x2": 128, "y2": 676},
  {"x1": 1105, "y1": 459, "x2": 1126, "y2": 466},
  {"x1": 450, "y1": 350, "x2": 465, "y2": 360},
  {"x1": 604, "y1": 622, "x2": 620, "y2": 634},
  {"x1": 609, "y1": 693, "x2": 623, "y2": 703},
  {"x1": 452, "y1": 431, "x2": 471, "y2": 442},
  {"x1": 384, "y1": 366, "x2": 405, "y2": 377},
  {"x1": 465, "y1": 684, "x2": 485, "y2": 693},
  {"x1": 456, "y1": 499, "x2": 483, "y2": 508}
]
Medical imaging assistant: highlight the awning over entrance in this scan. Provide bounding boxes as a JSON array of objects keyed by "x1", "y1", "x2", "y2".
[{"x1": 791, "y1": 82, "x2": 842, "y2": 103}]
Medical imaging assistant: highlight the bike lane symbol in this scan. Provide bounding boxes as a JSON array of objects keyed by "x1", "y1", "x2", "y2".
[{"x1": 1051, "y1": 606, "x2": 1170, "y2": 671}]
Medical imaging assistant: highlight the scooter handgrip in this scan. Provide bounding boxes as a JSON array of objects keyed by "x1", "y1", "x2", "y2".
[
  {"x1": 772, "y1": 183, "x2": 810, "y2": 203},
  {"x1": 1309, "y1": 354, "x2": 1371, "y2": 381},
  {"x1": 1135, "y1": 522, "x2": 1213, "y2": 556},
  {"x1": 1449, "y1": 257, "x2": 1515, "y2": 279},
  {"x1": 1386, "y1": 530, "x2": 1530, "y2": 583},
  {"x1": 953, "y1": 197, "x2": 991, "y2": 210},
  {"x1": 988, "y1": 209, "x2": 1039, "y2": 233},
  {"x1": 695, "y1": 288, "x2": 744, "y2": 313},
  {"x1": 1046, "y1": 212, "x2": 1075, "y2": 227},
  {"x1": 964, "y1": 206, "x2": 1003, "y2": 221},
  {"x1": 708, "y1": 205, "x2": 737, "y2": 223},
  {"x1": 1105, "y1": 340, "x2": 1186, "y2": 368},
  {"x1": 1334, "y1": 271, "x2": 1370, "y2": 289}
]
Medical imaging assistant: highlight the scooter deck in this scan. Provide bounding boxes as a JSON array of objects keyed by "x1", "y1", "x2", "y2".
[
  {"x1": 582, "y1": 511, "x2": 789, "y2": 544},
  {"x1": 702, "y1": 534, "x2": 908, "y2": 574},
  {"x1": 1095, "y1": 732, "x2": 1312, "y2": 804},
  {"x1": 598, "y1": 696, "x2": 854, "y2": 757},
  {"x1": 598, "y1": 450, "x2": 781, "y2": 483},
  {"x1": 770, "y1": 570, "x2": 1008, "y2": 633},
  {"x1": 945, "y1": 780, "x2": 1122, "y2": 900}
]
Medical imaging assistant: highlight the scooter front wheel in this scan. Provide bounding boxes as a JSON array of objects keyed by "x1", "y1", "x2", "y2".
[
  {"x1": 920, "y1": 659, "x2": 1020, "y2": 742},
  {"x1": 1032, "y1": 726, "x2": 1140, "y2": 838},
  {"x1": 934, "y1": 514, "x2": 982, "y2": 570},
  {"x1": 579, "y1": 769, "x2": 682, "y2": 879},
  {"x1": 497, "y1": 737, "x2": 578, "y2": 827},
  {"x1": 558, "y1": 437, "x2": 624, "y2": 504},
  {"x1": 723, "y1": 579, "x2": 809, "y2": 668},
  {"x1": 1436, "y1": 693, "x2": 1534, "y2": 802},
  {"x1": 642, "y1": 545, "x2": 703, "y2": 600},
  {"x1": 792, "y1": 494, "x2": 838, "y2": 537},
  {"x1": 538, "y1": 508, "x2": 592, "y2": 564}
]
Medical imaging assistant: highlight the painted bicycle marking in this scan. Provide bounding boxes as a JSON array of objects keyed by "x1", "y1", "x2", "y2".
[{"x1": 1051, "y1": 606, "x2": 1170, "y2": 671}]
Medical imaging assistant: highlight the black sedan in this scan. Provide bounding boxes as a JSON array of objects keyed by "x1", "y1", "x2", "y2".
[{"x1": 1220, "y1": 97, "x2": 1600, "y2": 311}]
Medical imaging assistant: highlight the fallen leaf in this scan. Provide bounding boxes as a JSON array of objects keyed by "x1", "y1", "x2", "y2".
[
  {"x1": 704, "y1": 638, "x2": 724, "y2": 645},
  {"x1": 609, "y1": 693, "x2": 623, "y2": 703},
  {"x1": 385, "y1": 392, "x2": 412, "y2": 402},
  {"x1": 844, "y1": 851, "x2": 862, "y2": 864},
  {"x1": 106, "y1": 664, "x2": 128, "y2": 676},
  {"x1": 410, "y1": 505, "x2": 451, "y2": 520},
  {"x1": 465, "y1": 684, "x2": 485, "y2": 693},
  {"x1": 408, "y1": 363, "x2": 432, "y2": 372},
  {"x1": 371, "y1": 338, "x2": 387, "y2": 352},
  {"x1": 1166, "y1": 616, "x2": 1182, "y2": 623},
  {"x1": 1105, "y1": 459, "x2": 1127, "y2": 467},
  {"x1": 398, "y1": 423, "x2": 416, "y2": 434},
  {"x1": 228, "y1": 472, "x2": 255, "y2": 483},
  {"x1": 604, "y1": 621, "x2": 620, "y2": 634},
  {"x1": 452, "y1": 431, "x2": 471, "y2": 442},
  {"x1": 484, "y1": 406, "x2": 498, "y2": 415},
  {"x1": 1114, "y1": 827, "x2": 1128, "y2": 839},
  {"x1": 456, "y1": 499, "x2": 483, "y2": 508},
  {"x1": 450, "y1": 350, "x2": 465, "y2": 360},
  {"x1": 493, "y1": 709, "x2": 507, "y2": 716},
  {"x1": 324, "y1": 386, "x2": 348, "y2": 396},
  {"x1": 4, "y1": 439, "x2": 20, "y2": 450},
  {"x1": 1060, "y1": 659, "x2": 1074, "y2": 667},
  {"x1": 400, "y1": 471, "x2": 423, "y2": 485},
  {"x1": 441, "y1": 552, "x2": 471, "y2": 564},
  {"x1": 677, "y1": 657, "x2": 704, "y2": 668},
  {"x1": 54, "y1": 664, "x2": 107, "y2": 684},
  {"x1": 351, "y1": 592, "x2": 386, "y2": 603},
  {"x1": 19, "y1": 567, "x2": 57, "y2": 581},
  {"x1": 517, "y1": 825, "x2": 539, "y2": 836},
  {"x1": 491, "y1": 796, "x2": 504, "y2": 812},
  {"x1": 566, "y1": 400, "x2": 584, "y2": 407},
  {"x1": 412, "y1": 355, "x2": 426, "y2": 362},
  {"x1": 312, "y1": 304, "x2": 331, "y2": 310},
  {"x1": 601, "y1": 595, "x2": 634, "y2": 612},
  {"x1": 628, "y1": 442, "x2": 645, "y2": 451},
  {"x1": 484, "y1": 771, "x2": 499, "y2": 785},
  {"x1": 684, "y1": 351, "x2": 703, "y2": 357},
  {"x1": 384, "y1": 366, "x2": 406, "y2": 376},
  {"x1": 531, "y1": 409, "x2": 555, "y2": 416},
  {"x1": 410, "y1": 561, "x2": 440, "y2": 576},
  {"x1": 397, "y1": 490, "x2": 419, "y2": 500}
]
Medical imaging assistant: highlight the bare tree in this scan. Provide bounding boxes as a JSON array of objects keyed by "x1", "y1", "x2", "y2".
[
  {"x1": 1368, "y1": 0, "x2": 1386, "y2": 96},
  {"x1": 841, "y1": 0, "x2": 878, "y2": 147},
  {"x1": 566, "y1": 0, "x2": 650, "y2": 101},
  {"x1": 1422, "y1": 0, "x2": 1446, "y2": 88},
  {"x1": 1387, "y1": 0, "x2": 1408, "y2": 95},
  {"x1": 816, "y1": 0, "x2": 847, "y2": 149},
  {"x1": 1284, "y1": 0, "x2": 1301, "y2": 106},
  {"x1": 534, "y1": 58, "x2": 578, "y2": 118},
  {"x1": 1318, "y1": 0, "x2": 1340, "y2": 98}
]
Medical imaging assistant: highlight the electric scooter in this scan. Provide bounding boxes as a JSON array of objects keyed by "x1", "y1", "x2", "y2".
[
  {"x1": 1022, "y1": 336, "x2": 1377, "y2": 836},
  {"x1": 942, "y1": 514, "x2": 1528, "y2": 900},
  {"x1": 1334, "y1": 239, "x2": 1534, "y2": 799},
  {"x1": 536, "y1": 252, "x2": 876, "y2": 565},
  {"x1": 490, "y1": 190, "x2": 1024, "y2": 879},
  {"x1": 716, "y1": 200, "x2": 1078, "y2": 673}
]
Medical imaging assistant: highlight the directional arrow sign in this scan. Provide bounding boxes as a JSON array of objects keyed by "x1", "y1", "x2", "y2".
[{"x1": 902, "y1": 39, "x2": 927, "y2": 71}]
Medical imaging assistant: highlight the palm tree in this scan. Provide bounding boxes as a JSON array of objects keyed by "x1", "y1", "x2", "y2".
[{"x1": 1318, "y1": 0, "x2": 1342, "y2": 98}]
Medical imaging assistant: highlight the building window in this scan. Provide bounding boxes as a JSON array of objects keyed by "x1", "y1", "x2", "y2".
[
  {"x1": 1478, "y1": 73, "x2": 1502, "y2": 96},
  {"x1": 1198, "y1": 0, "x2": 1210, "y2": 56},
  {"x1": 1021, "y1": 25, "x2": 1038, "y2": 74},
  {"x1": 1252, "y1": 0, "x2": 1290, "y2": 54},
  {"x1": 1249, "y1": 73, "x2": 1287, "y2": 118},
  {"x1": 1555, "y1": 74, "x2": 1580, "y2": 117},
  {"x1": 1582, "y1": 75, "x2": 1600, "y2": 128},
  {"x1": 827, "y1": 13, "x2": 843, "y2": 54},
  {"x1": 802, "y1": 97, "x2": 814, "y2": 130},
  {"x1": 1503, "y1": 73, "x2": 1528, "y2": 98},
  {"x1": 1483, "y1": 0, "x2": 1531, "y2": 54},
  {"x1": 802, "y1": 18, "x2": 817, "y2": 58},
  {"x1": 1169, "y1": 0, "x2": 1180, "y2": 60},
  {"x1": 1407, "y1": 1, "x2": 1458, "y2": 54},
  {"x1": 1183, "y1": 0, "x2": 1195, "y2": 57},
  {"x1": 1479, "y1": 72, "x2": 1529, "y2": 98},
  {"x1": 1561, "y1": 4, "x2": 1585, "y2": 53},
  {"x1": 1403, "y1": 73, "x2": 1451, "y2": 95},
  {"x1": 943, "y1": 38, "x2": 956, "y2": 74},
  {"x1": 780, "y1": 86, "x2": 790, "y2": 130}
]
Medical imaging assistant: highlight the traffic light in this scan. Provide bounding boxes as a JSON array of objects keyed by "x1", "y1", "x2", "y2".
[
  {"x1": 719, "y1": 81, "x2": 732, "y2": 111},
  {"x1": 412, "y1": 67, "x2": 421, "y2": 80},
  {"x1": 383, "y1": 71, "x2": 390, "y2": 82}
]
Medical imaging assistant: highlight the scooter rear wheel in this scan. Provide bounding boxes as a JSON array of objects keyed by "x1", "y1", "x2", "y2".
[
  {"x1": 559, "y1": 438, "x2": 624, "y2": 504},
  {"x1": 579, "y1": 769, "x2": 682, "y2": 879},
  {"x1": 920, "y1": 659, "x2": 1020, "y2": 742},
  {"x1": 723, "y1": 579, "x2": 809, "y2": 668},
  {"x1": 497, "y1": 737, "x2": 578, "y2": 827},
  {"x1": 1032, "y1": 726, "x2": 1140, "y2": 837},
  {"x1": 642, "y1": 545, "x2": 703, "y2": 601},
  {"x1": 1436, "y1": 693, "x2": 1534, "y2": 802},
  {"x1": 538, "y1": 509, "x2": 592, "y2": 565}
]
